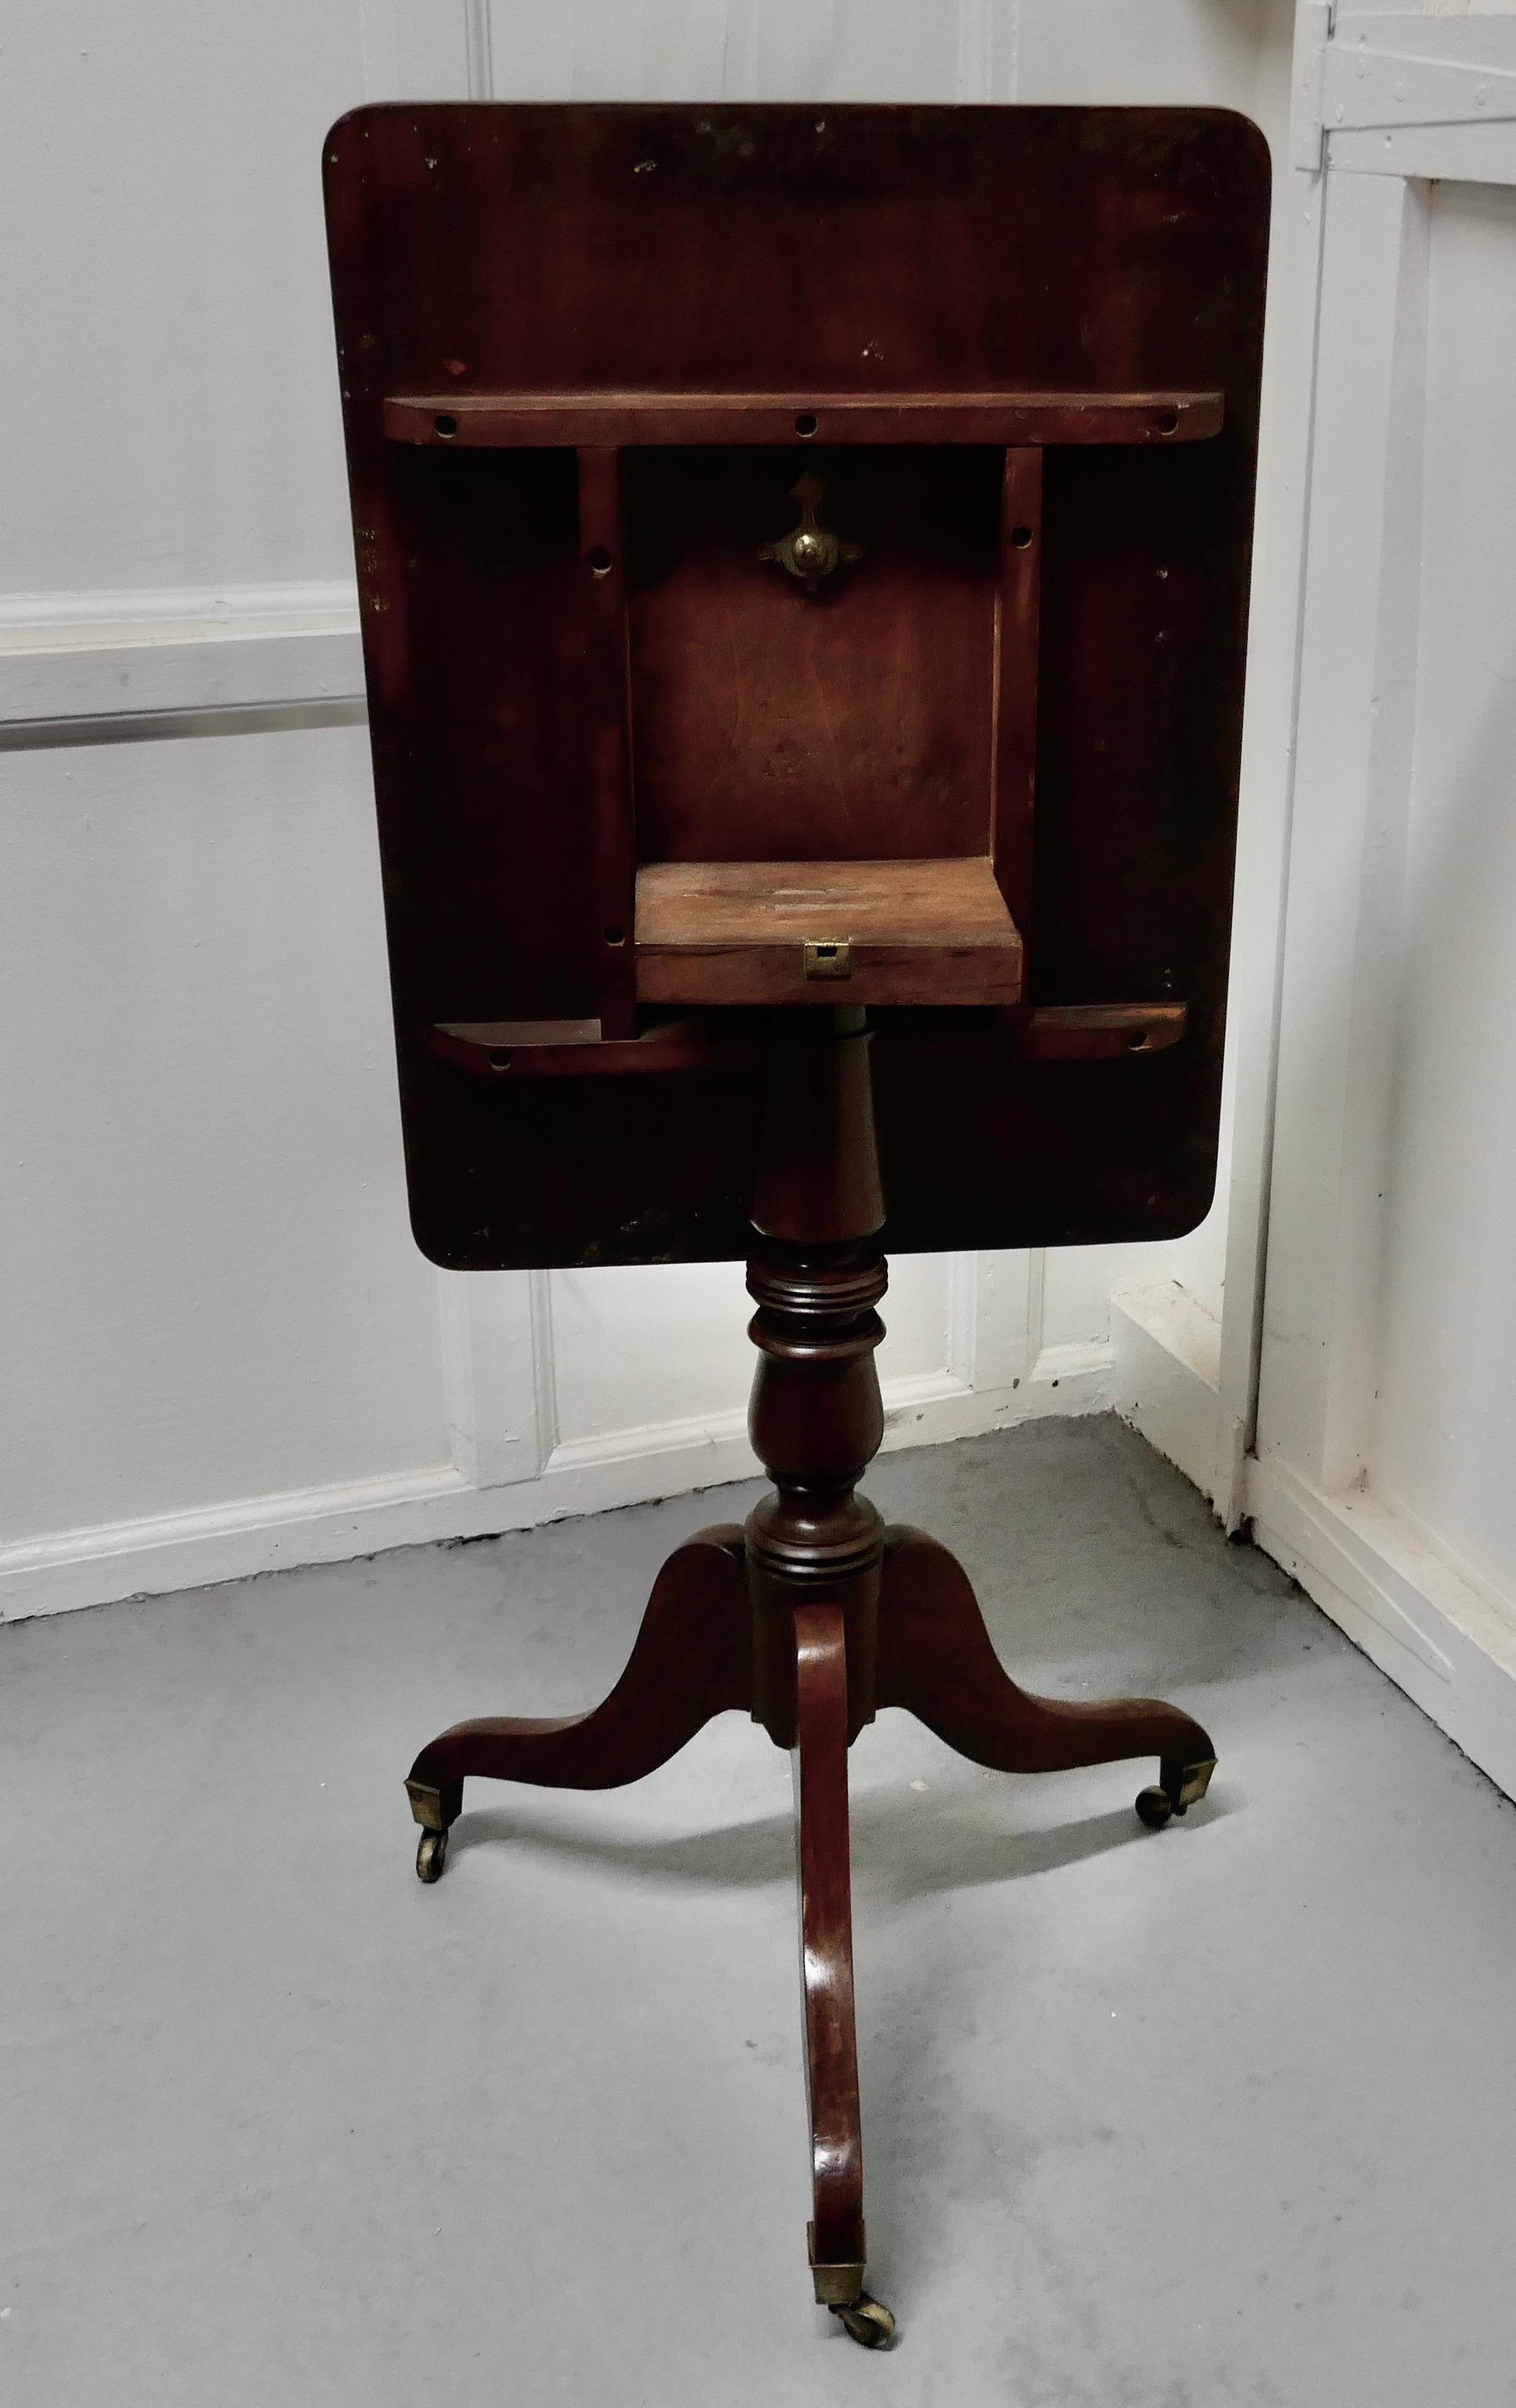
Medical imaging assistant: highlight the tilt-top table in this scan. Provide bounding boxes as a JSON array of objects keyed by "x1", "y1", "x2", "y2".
[{"x1": 325, "y1": 99, "x2": 1269, "y2": 2345}]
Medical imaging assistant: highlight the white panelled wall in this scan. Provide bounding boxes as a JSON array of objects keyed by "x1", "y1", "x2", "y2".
[
  {"x1": 12, "y1": 3, "x2": 1516, "y2": 1804},
  {"x1": 0, "y1": 4, "x2": 1291, "y2": 1618},
  {"x1": 0, "y1": 0, "x2": 1297, "y2": 1621}
]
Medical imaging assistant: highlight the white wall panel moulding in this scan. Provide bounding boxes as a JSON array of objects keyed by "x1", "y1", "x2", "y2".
[
  {"x1": 1326, "y1": 37, "x2": 1516, "y2": 129},
  {"x1": 1297, "y1": 8, "x2": 1516, "y2": 178},
  {"x1": 1292, "y1": 1, "x2": 1336, "y2": 169},
  {"x1": 0, "y1": 583, "x2": 365, "y2": 733},
  {"x1": 1253, "y1": 171, "x2": 1429, "y2": 1496}
]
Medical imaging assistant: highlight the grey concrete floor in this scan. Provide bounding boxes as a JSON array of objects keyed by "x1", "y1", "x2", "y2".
[{"x1": 5, "y1": 1416, "x2": 1516, "y2": 2407}]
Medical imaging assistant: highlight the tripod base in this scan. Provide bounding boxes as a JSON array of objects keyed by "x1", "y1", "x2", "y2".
[
  {"x1": 402, "y1": 1014, "x2": 1214, "y2": 2344},
  {"x1": 405, "y1": 1521, "x2": 1214, "y2": 2344}
]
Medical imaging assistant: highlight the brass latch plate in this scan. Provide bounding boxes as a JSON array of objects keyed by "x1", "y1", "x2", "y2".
[{"x1": 803, "y1": 939, "x2": 853, "y2": 980}]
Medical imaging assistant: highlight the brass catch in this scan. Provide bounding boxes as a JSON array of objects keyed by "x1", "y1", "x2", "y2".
[
  {"x1": 758, "y1": 474, "x2": 863, "y2": 593},
  {"x1": 803, "y1": 940, "x2": 853, "y2": 980}
]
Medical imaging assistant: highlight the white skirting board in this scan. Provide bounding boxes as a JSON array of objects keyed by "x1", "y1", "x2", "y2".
[
  {"x1": 1111, "y1": 1278, "x2": 1516, "y2": 1806},
  {"x1": 0, "y1": 1342, "x2": 1109, "y2": 1624},
  {"x1": 1109, "y1": 1277, "x2": 1247, "y2": 1530},
  {"x1": 1247, "y1": 1460, "x2": 1516, "y2": 1806}
]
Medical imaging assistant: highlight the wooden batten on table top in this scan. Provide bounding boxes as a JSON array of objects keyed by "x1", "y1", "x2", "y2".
[
  {"x1": 383, "y1": 390, "x2": 1225, "y2": 448},
  {"x1": 634, "y1": 857, "x2": 1024, "y2": 1008}
]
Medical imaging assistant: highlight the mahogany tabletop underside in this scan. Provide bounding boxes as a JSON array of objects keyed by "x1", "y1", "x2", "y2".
[{"x1": 325, "y1": 102, "x2": 1270, "y2": 1269}]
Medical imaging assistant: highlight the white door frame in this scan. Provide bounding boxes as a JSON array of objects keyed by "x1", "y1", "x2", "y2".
[{"x1": 1122, "y1": 4, "x2": 1516, "y2": 1797}]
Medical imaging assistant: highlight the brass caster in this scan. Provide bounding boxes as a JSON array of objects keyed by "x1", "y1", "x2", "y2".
[
  {"x1": 831, "y1": 2294, "x2": 896, "y2": 2349},
  {"x1": 416, "y1": 1826, "x2": 449, "y2": 1882},
  {"x1": 1135, "y1": 1753, "x2": 1216, "y2": 1831}
]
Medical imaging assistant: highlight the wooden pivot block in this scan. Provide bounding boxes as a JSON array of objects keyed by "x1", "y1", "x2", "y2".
[{"x1": 634, "y1": 856, "x2": 1024, "y2": 1009}]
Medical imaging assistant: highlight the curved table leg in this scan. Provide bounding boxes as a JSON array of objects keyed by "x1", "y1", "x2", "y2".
[
  {"x1": 405, "y1": 1524, "x2": 750, "y2": 1878},
  {"x1": 876, "y1": 1527, "x2": 1215, "y2": 1828},
  {"x1": 793, "y1": 1602, "x2": 894, "y2": 2349}
]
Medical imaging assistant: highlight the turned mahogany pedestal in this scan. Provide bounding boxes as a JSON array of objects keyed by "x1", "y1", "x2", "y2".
[{"x1": 404, "y1": 1011, "x2": 1216, "y2": 2346}]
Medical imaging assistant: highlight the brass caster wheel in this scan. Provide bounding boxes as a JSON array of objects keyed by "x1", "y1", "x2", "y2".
[
  {"x1": 831, "y1": 2294, "x2": 896, "y2": 2349},
  {"x1": 1136, "y1": 1753, "x2": 1216, "y2": 1831},
  {"x1": 416, "y1": 1826, "x2": 449, "y2": 1882}
]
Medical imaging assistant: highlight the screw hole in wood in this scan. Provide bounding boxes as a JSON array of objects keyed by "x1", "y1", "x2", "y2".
[
  {"x1": 1152, "y1": 409, "x2": 1179, "y2": 436},
  {"x1": 1011, "y1": 524, "x2": 1033, "y2": 549},
  {"x1": 604, "y1": 925, "x2": 625, "y2": 947},
  {"x1": 434, "y1": 414, "x2": 458, "y2": 438},
  {"x1": 794, "y1": 411, "x2": 818, "y2": 437},
  {"x1": 587, "y1": 544, "x2": 614, "y2": 576}
]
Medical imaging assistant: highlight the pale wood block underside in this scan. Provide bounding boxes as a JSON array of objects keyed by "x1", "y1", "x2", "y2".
[{"x1": 634, "y1": 857, "x2": 1024, "y2": 1007}]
